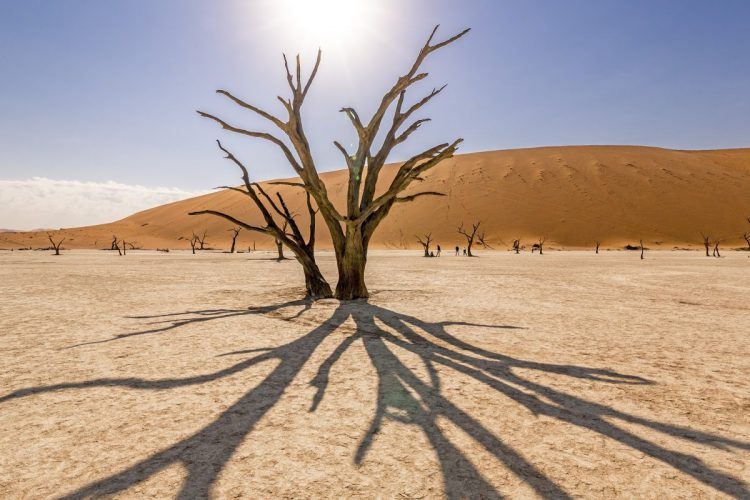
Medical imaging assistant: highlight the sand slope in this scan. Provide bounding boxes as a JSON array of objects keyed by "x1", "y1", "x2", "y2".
[{"x1": 2, "y1": 145, "x2": 749, "y2": 250}]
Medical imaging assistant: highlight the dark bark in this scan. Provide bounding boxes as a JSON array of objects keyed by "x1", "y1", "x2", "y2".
[
  {"x1": 701, "y1": 234, "x2": 710, "y2": 257},
  {"x1": 416, "y1": 233, "x2": 433, "y2": 257},
  {"x1": 640, "y1": 240, "x2": 645, "y2": 260},
  {"x1": 229, "y1": 227, "x2": 241, "y2": 253},
  {"x1": 458, "y1": 222, "x2": 480, "y2": 257},
  {"x1": 595, "y1": 241, "x2": 600, "y2": 254},
  {"x1": 335, "y1": 225, "x2": 368, "y2": 300},
  {"x1": 197, "y1": 230, "x2": 208, "y2": 250},
  {"x1": 197, "y1": 26, "x2": 469, "y2": 300},
  {"x1": 188, "y1": 142, "x2": 331, "y2": 298},
  {"x1": 47, "y1": 234, "x2": 64, "y2": 256},
  {"x1": 513, "y1": 239, "x2": 521, "y2": 254}
]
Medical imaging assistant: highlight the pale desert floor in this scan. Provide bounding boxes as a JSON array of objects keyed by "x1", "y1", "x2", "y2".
[{"x1": 1, "y1": 250, "x2": 749, "y2": 499}]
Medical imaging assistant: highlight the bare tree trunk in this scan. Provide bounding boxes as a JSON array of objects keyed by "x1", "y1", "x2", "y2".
[
  {"x1": 713, "y1": 241, "x2": 720, "y2": 257},
  {"x1": 335, "y1": 226, "x2": 368, "y2": 300},
  {"x1": 198, "y1": 26, "x2": 468, "y2": 300},
  {"x1": 276, "y1": 240, "x2": 285, "y2": 260},
  {"x1": 640, "y1": 240, "x2": 644, "y2": 260},
  {"x1": 229, "y1": 227, "x2": 241, "y2": 253},
  {"x1": 47, "y1": 234, "x2": 64, "y2": 256},
  {"x1": 701, "y1": 234, "x2": 710, "y2": 257},
  {"x1": 458, "y1": 222, "x2": 480, "y2": 257},
  {"x1": 513, "y1": 239, "x2": 521, "y2": 254},
  {"x1": 416, "y1": 233, "x2": 433, "y2": 257},
  {"x1": 301, "y1": 259, "x2": 332, "y2": 298},
  {"x1": 595, "y1": 241, "x2": 600, "y2": 254},
  {"x1": 743, "y1": 232, "x2": 750, "y2": 250},
  {"x1": 197, "y1": 230, "x2": 208, "y2": 250}
]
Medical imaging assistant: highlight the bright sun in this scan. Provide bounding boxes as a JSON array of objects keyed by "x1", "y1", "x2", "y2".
[{"x1": 276, "y1": 0, "x2": 371, "y2": 48}]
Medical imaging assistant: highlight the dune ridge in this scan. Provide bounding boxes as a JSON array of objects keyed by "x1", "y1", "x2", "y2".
[{"x1": 2, "y1": 145, "x2": 749, "y2": 251}]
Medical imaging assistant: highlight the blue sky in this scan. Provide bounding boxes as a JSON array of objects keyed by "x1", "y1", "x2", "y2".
[{"x1": 1, "y1": 0, "x2": 749, "y2": 228}]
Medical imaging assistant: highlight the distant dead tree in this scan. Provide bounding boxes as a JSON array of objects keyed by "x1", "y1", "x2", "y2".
[
  {"x1": 189, "y1": 141, "x2": 330, "y2": 297},
  {"x1": 189, "y1": 233, "x2": 199, "y2": 255},
  {"x1": 595, "y1": 240, "x2": 601, "y2": 254},
  {"x1": 112, "y1": 236, "x2": 123, "y2": 256},
  {"x1": 640, "y1": 240, "x2": 645, "y2": 260},
  {"x1": 700, "y1": 233, "x2": 711, "y2": 257},
  {"x1": 512, "y1": 239, "x2": 521, "y2": 254},
  {"x1": 416, "y1": 233, "x2": 433, "y2": 257},
  {"x1": 743, "y1": 231, "x2": 750, "y2": 250},
  {"x1": 477, "y1": 231, "x2": 493, "y2": 250},
  {"x1": 47, "y1": 234, "x2": 64, "y2": 256},
  {"x1": 275, "y1": 221, "x2": 289, "y2": 261},
  {"x1": 535, "y1": 236, "x2": 546, "y2": 255},
  {"x1": 197, "y1": 25, "x2": 469, "y2": 299},
  {"x1": 713, "y1": 240, "x2": 721, "y2": 258},
  {"x1": 196, "y1": 230, "x2": 208, "y2": 250},
  {"x1": 458, "y1": 222, "x2": 480, "y2": 257},
  {"x1": 228, "y1": 227, "x2": 242, "y2": 253}
]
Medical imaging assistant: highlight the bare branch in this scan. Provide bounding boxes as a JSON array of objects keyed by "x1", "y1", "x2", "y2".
[
  {"x1": 189, "y1": 210, "x2": 268, "y2": 234},
  {"x1": 198, "y1": 111, "x2": 303, "y2": 174},
  {"x1": 302, "y1": 49, "x2": 322, "y2": 98},
  {"x1": 215, "y1": 90, "x2": 286, "y2": 130}
]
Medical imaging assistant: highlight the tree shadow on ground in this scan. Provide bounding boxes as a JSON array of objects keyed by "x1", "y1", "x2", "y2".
[{"x1": 2, "y1": 300, "x2": 748, "y2": 498}]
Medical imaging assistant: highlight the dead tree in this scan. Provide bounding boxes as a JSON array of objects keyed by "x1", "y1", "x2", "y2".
[
  {"x1": 595, "y1": 240, "x2": 601, "y2": 254},
  {"x1": 640, "y1": 239, "x2": 645, "y2": 260},
  {"x1": 512, "y1": 239, "x2": 521, "y2": 254},
  {"x1": 743, "y1": 232, "x2": 750, "y2": 250},
  {"x1": 458, "y1": 221, "x2": 480, "y2": 257},
  {"x1": 112, "y1": 236, "x2": 123, "y2": 256},
  {"x1": 713, "y1": 240, "x2": 721, "y2": 258},
  {"x1": 228, "y1": 227, "x2": 242, "y2": 253},
  {"x1": 416, "y1": 233, "x2": 433, "y2": 257},
  {"x1": 700, "y1": 233, "x2": 711, "y2": 257},
  {"x1": 189, "y1": 141, "x2": 331, "y2": 298},
  {"x1": 198, "y1": 25, "x2": 469, "y2": 299},
  {"x1": 196, "y1": 230, "x2": 208, "y2": 250},
  {"x1": 189, "y1": 233, "x2": 199, "y2": 255},
  {"x1": 47, "y1": 234, "x2": 64, "y2": 256},
  {"x1": 275, "y1": 221, "x2": 289, "y2": 261},
  {"x1": 537, "y1": 236, "x2": 546, "y2": 255}
]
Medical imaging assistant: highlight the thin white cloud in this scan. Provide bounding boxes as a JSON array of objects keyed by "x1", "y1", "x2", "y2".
[{"x1": 0, "y1": 177, "x2": 208, "y2": 230}]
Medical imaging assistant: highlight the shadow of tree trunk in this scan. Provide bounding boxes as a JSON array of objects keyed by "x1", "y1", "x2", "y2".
[{"x1": 1, "y1": 300, "x2": 748, "y2": 498}]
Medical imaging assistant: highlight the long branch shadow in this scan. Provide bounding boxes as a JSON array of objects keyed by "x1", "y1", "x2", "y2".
[{"x1": 2, "y1": 300, "x2": 748, "y2": 498}]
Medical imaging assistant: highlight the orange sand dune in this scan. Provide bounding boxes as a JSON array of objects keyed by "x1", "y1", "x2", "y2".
[{"x1": 2, "y1": 145, "x2": 749, "y2": 251}]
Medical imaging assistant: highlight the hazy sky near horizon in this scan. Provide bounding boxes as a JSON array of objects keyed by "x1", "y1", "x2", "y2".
[{"x1": 1, "y1": 0, "x2": 749, "y2": 228}]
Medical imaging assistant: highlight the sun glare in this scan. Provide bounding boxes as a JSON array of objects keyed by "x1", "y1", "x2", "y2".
[{"x1": 276, "y1": 0, "x2": 371, "y2": 48}]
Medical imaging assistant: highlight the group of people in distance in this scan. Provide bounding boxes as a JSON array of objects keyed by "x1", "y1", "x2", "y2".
[{"x1": 426, "y1": 245, "x2": 471, "y2": 257}]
